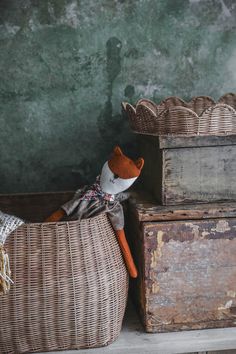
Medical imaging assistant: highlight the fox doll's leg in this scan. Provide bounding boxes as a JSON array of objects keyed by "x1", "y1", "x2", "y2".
[
  {"x1": 44, "y1": 208, "x2": 66, "y2": 222},
  {"x1": 115, "y1": 229, "x2": 138, "y2": 278}
]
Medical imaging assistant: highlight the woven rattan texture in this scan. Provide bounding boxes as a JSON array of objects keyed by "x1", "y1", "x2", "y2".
[
  {"x1": 122, "y1": 93, "x2": 236, "y2": 136},
  {"x1": 0, "y1": 194, "x2": 129, "y2": 354}
]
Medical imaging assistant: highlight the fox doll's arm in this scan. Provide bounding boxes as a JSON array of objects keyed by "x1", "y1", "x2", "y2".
[{"x1": 45, "y1": 208, "x2": 65, "y2": 222}]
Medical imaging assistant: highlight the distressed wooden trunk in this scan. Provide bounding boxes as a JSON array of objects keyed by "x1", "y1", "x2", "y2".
[
  {"x1": 139, "y1": 135, "x2": 236, "y2": 205},
  {"x1": 127, "y1": 194, "x2": 236, "y2": 333}
]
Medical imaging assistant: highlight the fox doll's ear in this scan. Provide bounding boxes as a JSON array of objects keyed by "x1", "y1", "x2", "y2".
[
  {"x1": 113, "y1": 146, "x2": 123, "y2": 156},
  {"x1": 135, "y1": 158, "x2": 144, "y2": 171}
]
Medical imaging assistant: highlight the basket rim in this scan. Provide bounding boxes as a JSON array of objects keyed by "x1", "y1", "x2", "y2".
[
  {"x1": 123, "y1": 92, "x2": 235, "y2": 110},
  {"x1": 123, "y1": 92, "x2": 236, "y2": 137},
  {"x1": 0, "y1": 191, "x2": 111, "y2": 226},
  {"x1": 9, "y1": 211, "x2": 109, "y2": 227}
]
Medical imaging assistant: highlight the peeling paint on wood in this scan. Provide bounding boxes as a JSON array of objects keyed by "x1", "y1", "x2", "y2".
[
  {"x1": 213, "y1": 220, "x2": 231, "y2": 233},
  {"x1": 227, "y1": 291, "x2": 236, "y2": 298},
  {"x1": 127, "y1": 196, "x2": 236, "y2": 333}
]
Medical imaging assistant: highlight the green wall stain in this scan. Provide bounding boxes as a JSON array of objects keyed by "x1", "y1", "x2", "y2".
[{"x1": 0, "y1": 0, "x2": 236, "y2": 193}]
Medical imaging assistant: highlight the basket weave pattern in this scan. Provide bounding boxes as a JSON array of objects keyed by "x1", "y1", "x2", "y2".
[
  {"x1": 0, "y1": 194, "x2": 128, "y2": 354},
  {"x1": 123, "y1": 93, "x2": 236, "y2": 136}
]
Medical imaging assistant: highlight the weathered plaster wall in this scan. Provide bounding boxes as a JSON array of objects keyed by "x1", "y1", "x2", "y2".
[{"x1": 0, "y1": 0, "x2": 236, "y2": 193}]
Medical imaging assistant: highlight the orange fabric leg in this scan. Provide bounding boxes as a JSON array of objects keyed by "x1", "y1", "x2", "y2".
[
  {"x1": 115, "y1": 229, "x2": 138, "y2": 278},
  {"x1": 44, "y1": 208, "x2": 66, "y2": 222}
]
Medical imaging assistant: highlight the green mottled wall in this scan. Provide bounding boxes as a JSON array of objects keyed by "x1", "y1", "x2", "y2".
[{"x1": 0, "y1": 0, "x2": 236, "y2": 193}]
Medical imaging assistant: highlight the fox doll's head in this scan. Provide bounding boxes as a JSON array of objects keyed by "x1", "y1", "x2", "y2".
[{"x1": 100, "y1": 146, "x2": 144, "y2": 195}]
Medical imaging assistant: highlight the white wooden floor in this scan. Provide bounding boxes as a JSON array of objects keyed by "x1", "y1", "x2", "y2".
[{"x1": 40, "y1": 301, "x2": 236, "y2": 354}]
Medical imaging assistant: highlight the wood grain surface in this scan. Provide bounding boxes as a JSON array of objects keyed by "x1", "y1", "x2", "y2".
[{"x1": 138, "y1": 135, "x2": 236, "y2": 205}]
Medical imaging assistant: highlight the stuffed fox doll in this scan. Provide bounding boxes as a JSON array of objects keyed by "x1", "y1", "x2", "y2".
[{"x1": 45, "y1": 146, "x2": 144, "y2": 278}]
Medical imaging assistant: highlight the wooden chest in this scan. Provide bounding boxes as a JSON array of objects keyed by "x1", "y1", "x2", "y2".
[
  {"x1": 127, "y1": 194, "x2": 236, "y2": 333},
  {"x1": 139, "y1": 135, "x2": 236, "y2": 205}
]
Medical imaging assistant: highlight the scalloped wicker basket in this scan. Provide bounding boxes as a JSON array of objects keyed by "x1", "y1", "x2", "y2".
[
  {"x1": 123, "y1": 93, "x2": 236, "y2": 136},
  {"x1": 0, "y1": 192, "x2": 129, "y2": 354}
]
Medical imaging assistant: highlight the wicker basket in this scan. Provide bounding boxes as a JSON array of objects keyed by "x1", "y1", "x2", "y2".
[
  {"x1": 0, "y1": 192, "x2": 129, "y2": 354},
  {"x1": 122, "y1": 92, "x2": 236, "y2": 136}
]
